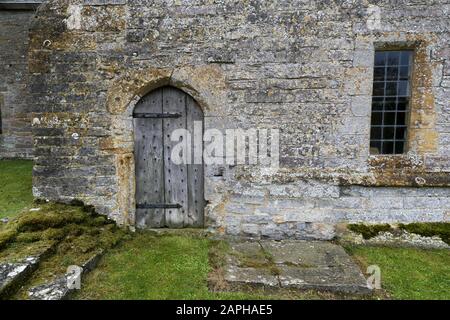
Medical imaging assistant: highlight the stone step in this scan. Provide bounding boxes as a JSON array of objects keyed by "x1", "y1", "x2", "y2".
[
  {"x1": 28, "y1": 250, "x2": 103, "y2": 300},
  {"x1": 0, "y1": 243, "x2": 55, "y2": 299},
  {"x1": 217, "y1": 240, "x2": 372, "y2": 295}
]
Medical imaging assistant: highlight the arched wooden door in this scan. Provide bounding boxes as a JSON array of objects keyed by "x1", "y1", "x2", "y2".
[{"x1": 134, "y1": 86, "x2": 204, "y2": 228}]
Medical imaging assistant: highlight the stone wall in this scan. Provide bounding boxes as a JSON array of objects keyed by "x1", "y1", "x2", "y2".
[
  {"x1": 28, "y1": 0, "x2": 450, "y2": 239},
  {"x1": 0, "y1": 6, "x2": 37, "y2": 159},
  {"x1": 223, "y1": 185, "x2": 450, "y2": 240}
]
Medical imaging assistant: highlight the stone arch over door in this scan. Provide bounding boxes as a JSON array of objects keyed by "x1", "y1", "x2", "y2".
[
  {"x1": 105, "y1": 65, "x2": 227, "y2": 228},
  {"x1": 134, "y1": 86, "x2": 205, "y2": 229}
]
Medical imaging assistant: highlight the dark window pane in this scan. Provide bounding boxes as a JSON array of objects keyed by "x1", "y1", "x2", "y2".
[
  {"x1": 396, "y1": 126, "x2": 407, "y2": 140},
  {"x1": 383, "y1": 127, "x2": 395, "y2": 139},
  {"x1": 371, "y1": 112, "x2": 383, "y2": 126},
  {"x1": 400, "y1": 51, "x2": 412, "y2": 65},
  {"x1": 394, "y1": 141, "x2": 405, "y2": 154},
  {"x1": 383, "y1": 112, "x2": 396, "y2": 126},
  {"x1": 386, "y1": 82, "x2": 397, "y2": 96},
  {"x1": 370, "y1": 141, "x2": 382, "y2": 154},
  {"x1": 397, "y1": 97, "x2": 409, "y2": 111},
  {"x1": 386, "y1": 67, "x2": 398, "y2": 80},
  {"x1": 374, "y1": 67, "x2": 385, "y2": 81},
  {"x1": 370, "y1": 50, "x2": 412, "y2": 155},
  {"x1": 370, "y1": 127, "x2": 382, "y2": 140},
  {"x1": 375, "y1": 52, "x2": 386, "y2": 66},
  {"x1": 382, "y1": 141, "x2": 394, "y2": 154},
  {"x1": 396, "y1": 112, "x2": 407, "y2": 125},
  {"x1": 385, "y1": 97, "x2": 397, "y2": 111},
  {"x1": 373, "y1": 82, "x2": 384, "y2": 96},
  {"x1": 399, "y1": 66, "x2": 409, "y2": 80},
  {"x1": 372, "y1": 97, "x2": 384, "y2": 110},
  {"x1": 398, "y1": 81, "x2": 409, "y2": 96},
  {"x1": 387, "y1": 51, "x2": 400, "y2": 65}
]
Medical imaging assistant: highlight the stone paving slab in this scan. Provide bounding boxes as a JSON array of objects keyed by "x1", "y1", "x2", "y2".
[
  {"x1": 224, "y1": 265, "x2": 279, "y2": 289},
  {"x1": 222, "y1": 240, "x2": 371, "y2": 294}
]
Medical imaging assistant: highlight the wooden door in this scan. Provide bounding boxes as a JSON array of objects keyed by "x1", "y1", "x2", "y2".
[{"x1": 134, "y1": 86, "x2": 204, "y2": 228}]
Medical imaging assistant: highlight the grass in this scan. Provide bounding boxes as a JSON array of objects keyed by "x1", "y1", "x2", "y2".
[
  {"x1": 347, "y1": 245, "x2": 450, "y2": 300},
  {"x1": 73, "y1": 233, "x2": 450, "y2": 300},
  {"x1": 73, "y1": 232, "x2": 334, "y2": 300},
  {"x1": 0, "y1": 160, "x2": 449, "y2": 300},
  {"x1": 73, "y1": 232, "x2": 266, "y2": 300},
  {"x1": 0, "y1": 160, "x2": 33, "y2": 219}
]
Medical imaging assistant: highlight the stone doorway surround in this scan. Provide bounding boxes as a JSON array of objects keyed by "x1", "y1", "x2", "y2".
[{"x1": 104, "y1": 65, "x2": 227, "y2": 228}]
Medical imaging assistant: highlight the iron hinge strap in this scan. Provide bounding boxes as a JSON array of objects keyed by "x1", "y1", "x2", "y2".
[
  {"x1": 133, "y1": 112, "x2": 181, "y2": 119},
  {"x1": 136, "y1": 203, "x2": 182, "y2": 209}
]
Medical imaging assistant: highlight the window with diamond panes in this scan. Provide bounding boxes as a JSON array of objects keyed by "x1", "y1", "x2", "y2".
[{"x1": 370, "y1": 50, "x2": 413, "y2": 154}]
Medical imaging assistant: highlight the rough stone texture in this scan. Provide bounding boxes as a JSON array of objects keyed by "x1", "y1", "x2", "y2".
[
  {"x1": 0, "y1": 240, "x2": 54, "y2": 299},
  {"x1": 28, "y1": 275, "x2": 69, "y2": 300},
  {"x1": 0, "y1": 257, "x2": 39, "y2": 299},
  {"x1": 28, "y1": 249, "x2": 103, "y2": 300},
  {"x1": 221, "y1": 240, "x2": 371, "y2": 294},
  {"x1": 25, "y1": 1, "x2": 450, "y2": 239},
  {"x1": 0, "y1": 7, "x2": 36, "y2": 159}
]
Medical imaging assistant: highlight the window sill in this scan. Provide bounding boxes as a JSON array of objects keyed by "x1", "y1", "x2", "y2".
[{"x1": 365, "y1": 153, "x2": 450, "y2": 187}]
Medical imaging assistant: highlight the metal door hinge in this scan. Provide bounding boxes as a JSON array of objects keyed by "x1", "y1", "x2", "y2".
[
  {"x1": 137, "y1": 203, "x2": 182, "y2": 209},
  {"x1": 133, "y1": 112, "x2": 181, "y2": 119}
]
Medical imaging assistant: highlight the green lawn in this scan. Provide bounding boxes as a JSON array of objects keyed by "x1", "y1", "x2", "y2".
[
  {"x1": 73, "y1": 232, "x2": 280, "y2": 300},
  {"x1": 0, "y1": 160, "x2": 449, "y2": 300},
  {"x1": 347, "y1": 246, "x2": 450, "y2": 300},
  {"x1": 74, "y1": 232, "x2": 450, "y2": 300},
  {"x1": 0, "y1": 160, "x2": 34, "y2": 219}
]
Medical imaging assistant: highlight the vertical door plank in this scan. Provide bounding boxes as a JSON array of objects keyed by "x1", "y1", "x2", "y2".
[
  {"x1": 134, "y1": 89, "x2": 165, "y2": 228},
  {"x1": 186, "y1": 95, "x2": 205, "y2": 227},
  {"x1": 163, "y1": 87, "x2": 189, "y2": 228}
]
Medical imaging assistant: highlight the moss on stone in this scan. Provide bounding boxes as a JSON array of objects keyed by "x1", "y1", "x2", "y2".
[
  {"x1": 0, "y1": 227, "x2": 18, "y2": 249},
  {"x1": 15, "y1": 231, "x2": 42, "y2": 243},
  {"x1": 0, "y1": 202, "x2": 129, "y2": 299},
  {"x1": 398, "y1": 222, "x2": 450, "y2": 245},
  {"x1": 348, "y1": 222, "x2": 450, "y2": 244},
  {"x1": 231, "y1": 244, "x2": 281, "y2": 276},
  {"x1": 16, "y1": 205, "x2": 87, "y2": 232},
  {"x1": 0, "y1": 240, "x2": 55, "y2": 264},
  {"x1": 347, "y1": 223, "x2": 393, "y2": 240},
  {"x1": 208, "y1": 240, "x2": 230, "y2": 270}
]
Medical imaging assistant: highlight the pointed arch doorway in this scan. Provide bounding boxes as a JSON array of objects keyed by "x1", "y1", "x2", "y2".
[{"x1": 133, "y1": 86, "x2": 205, "y2": 228}]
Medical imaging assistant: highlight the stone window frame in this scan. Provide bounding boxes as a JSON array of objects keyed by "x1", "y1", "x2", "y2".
[
  {"x1": 367, "y1": 37, "x2": 440, "y2": 186},
  {"x1": 370, "y1": 39, "x2": 437, "y2": 158},
  {"x1": 370, "y1": 43, "x2": 418, "y2": 156}
]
